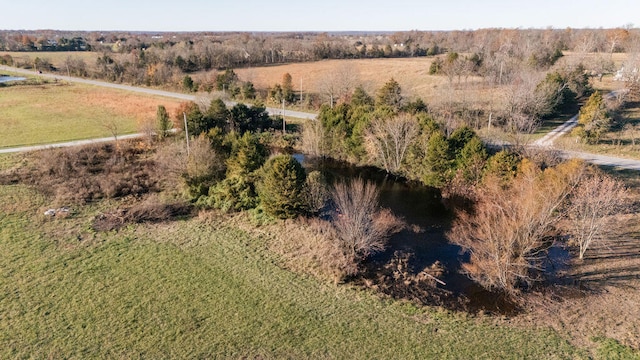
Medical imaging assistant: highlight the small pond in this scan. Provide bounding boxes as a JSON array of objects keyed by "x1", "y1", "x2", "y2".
[
  {"x1": 297, "y1": 154, "x2": 570, "y2": 313},
  {"x1": 0, "y1": 75, "x2": 26, "y2": 83}
]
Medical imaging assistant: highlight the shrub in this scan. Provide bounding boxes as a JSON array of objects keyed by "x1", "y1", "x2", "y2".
[
  {"x1": 18, "y1": 141, "x2": 160, "y2": 204},
  {"x1": 205, "y1": 176, "x2": 259, "y2": 212}
]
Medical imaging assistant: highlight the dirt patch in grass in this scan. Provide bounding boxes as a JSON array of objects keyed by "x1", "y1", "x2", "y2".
[
  {"x1": 92, "y1": 196, "x2": 193, "y2": 232},
  {"x1": 0, "y1": 140, "x2": 162, "y2": 204}
]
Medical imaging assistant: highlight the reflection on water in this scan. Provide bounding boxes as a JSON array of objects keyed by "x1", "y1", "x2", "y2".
[
  {"x1": 300, "y1": 159, "x2": 461, "y2": 271},
  {"x1": 298, "y1": 154, "x2": 527, "y2": 314},
  {"x1": 0, "y1": 76, "x2": 27, "y2": 83},
  {"x1": 299, "y1": 154, "x2": 451, "y2": 260}
]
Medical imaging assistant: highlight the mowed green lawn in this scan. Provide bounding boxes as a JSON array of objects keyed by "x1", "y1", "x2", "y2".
[
  {"x1": 0, "y1": 183, "x2": 584, "y2": 359},
  {"x1": 0, "y1": 81, "x2": 179, "y2": 148}
]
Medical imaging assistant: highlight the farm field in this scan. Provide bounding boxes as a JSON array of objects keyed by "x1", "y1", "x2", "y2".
[
  {"x1": 0, "y1": 178, "x2": 585, "y2": 359},
  {"x1": 0, "y1": 80, "x2": 182, "y2": 148},
  {"x1": 234, "y1": 57, "x2": 502, "y2": 107},
  {"x1": 1, "y1": 51, "x2": 100, "y2": 69}
]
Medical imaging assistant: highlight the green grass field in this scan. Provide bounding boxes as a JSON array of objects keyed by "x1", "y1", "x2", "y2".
[
  {"x1": 0, "y1": 82, "x2": 135, "y2": 147},
  {"x1": 0, "y1": 81, "x2": 181, "y2": 148},
  {"x1": 0, "y1": 182, "x2": 585, "y2": 359}
]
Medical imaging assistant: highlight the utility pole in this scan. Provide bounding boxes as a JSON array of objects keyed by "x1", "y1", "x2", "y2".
[
  {"x1": 183, "y1": 112, "x2": 190, "y2": 156},
  {"x1": 300, "y1": 77, "x2": 303, "y2": 104},
  {"x1": 282, "y1": 98, "x2": 286, "y2": 134}
]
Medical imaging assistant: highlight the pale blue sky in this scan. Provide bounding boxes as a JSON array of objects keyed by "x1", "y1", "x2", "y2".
[{"x1": 2, "y1": 0, "x2": 638, "y2": 31}]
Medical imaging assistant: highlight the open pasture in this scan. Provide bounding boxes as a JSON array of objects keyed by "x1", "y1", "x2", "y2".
[{"x1": 0, "y1": 81, "x2": 182, "y2": 148}]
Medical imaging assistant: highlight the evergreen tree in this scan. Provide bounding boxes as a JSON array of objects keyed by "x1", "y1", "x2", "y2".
[
  {"x1": 182, "y1": 75, "x2": 196, "y2": 92},
  {"x1": 156, "y1": 105, "x2": 172, "y2": 139},
  {"x1": 456, "y1": 136, "x2": 488, "y2": 184},
  {"x1": 404, "y1": 115, "x2": 440, "y2": 181},
  {"x1": 574, "y1": 91, "x2": 611, "y2": 144},
  {"x1": 423, "y1": 132, "x2": 453, "y2": 187},
  {"x1": 448, "y1": 126, "x2": 476, "y2": 157},
  {"x1": 241, "y1": 81, "x2": 256, "y2": 100},
  {"x1": 204, "y1": 133, "x2": 267, "y2": 212},
  {"x1": 207, "y1": 98, "x2": 229, "y2": 130},
  {"x1": 259, "y1": 155, "x2": 308, "y2": 219},
  {"x1": 351, "y1": 86, "x2": 374, "y2": 107},
  {"x1": 375, "y1": 78, "x2": 403, "y2": 109},
  {"x1": 216, "y1": 69, "x2": 238, "y2": 91},
  {"x1": 282, "y1": 72, "x2": 295, "y2": 103},
  {"x1": 181, "y1": 102, "x2": 208, "y2": 136},
  {"x1": 226, "y1": 133, "x2": 268, "y2": 178},
  {"x1": 485, "y1": 150, "x2": 520, "y2": 186}
]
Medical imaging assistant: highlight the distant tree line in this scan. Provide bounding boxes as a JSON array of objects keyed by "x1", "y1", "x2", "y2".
[
  {"x1": 0, "y1": 33, "x2": 90, "y2": 51},
  {"x1": 3, "y1": 27, "x2": 638, "y2": 73}
]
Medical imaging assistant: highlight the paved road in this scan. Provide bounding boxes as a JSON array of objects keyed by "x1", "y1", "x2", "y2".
[
  {"x1": 561, "y1": 150, "x2": 640, "y2": 171},
  {"x1": 3, "y1": 65, "x2": 640, "y2": 170},
  {"x1": 0, "y1": 133, "x2": 147, "y2": 154},
  {"x1": 0, "y1": 65, "x2": 317, "y2": 120}
]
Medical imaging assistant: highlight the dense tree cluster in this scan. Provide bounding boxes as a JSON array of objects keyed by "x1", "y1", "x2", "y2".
[
  {"x1": 0, "y1": 32, "x2": 90, "y2": 52},
  {"x1": 304, "y1": 79, "x2": 489, "y2": 189}
]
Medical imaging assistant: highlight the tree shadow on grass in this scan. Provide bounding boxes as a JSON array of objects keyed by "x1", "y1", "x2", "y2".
[{"x1": 563, "y1": 236, "x2": 640, "y2": 290}]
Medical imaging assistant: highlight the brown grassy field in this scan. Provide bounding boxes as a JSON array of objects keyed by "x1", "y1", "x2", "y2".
[
  {"x1": 558, "y1": 51, "x2": 629, "y2": 70},
  {"x1": 1, "y1": 51, "x2": 100, "y2": 68},
  {"x1": 233, "y1": 57, "x2": 501, "y2": 107},
  {"x1": 232, "y1": 53, "x2": 630, "y2": 116}
]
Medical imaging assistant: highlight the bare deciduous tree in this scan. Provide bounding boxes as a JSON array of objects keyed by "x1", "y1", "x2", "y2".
[
  {"x1": 504, "y1": 69, "x2": 548, "y2": 134},
  {"x1": 137, "y1": 116, "x2": 156, "y2": 145},
  {"x1": 448, "y1": 159, "x2": 583, "y2": 295},
  {"x1": 301, "y1": 119, "x2": 325, "y2": 157},
  {"x1": 186, "y1": 134, "x2": 225, "y2": 182},
  {"x1": 567, "y1": 171, "x2": 627, "y2": 260},
  {"x1": 305, "y1": 170, "x2": 328, "y2": 215},
  {"x1": 317, "y1": 64, "x2": 359, "y2": 107},
  {"x1": 331, "y1": 178, "x2": 403, "y2": 265},
  {"x1": 364, "y1": 113, "x2": 418, "y2": 174}
]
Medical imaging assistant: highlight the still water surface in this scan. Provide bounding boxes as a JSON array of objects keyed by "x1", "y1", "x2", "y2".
[{"x1": 0, "y1": 76, "x2": 26, "y2": 83}]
